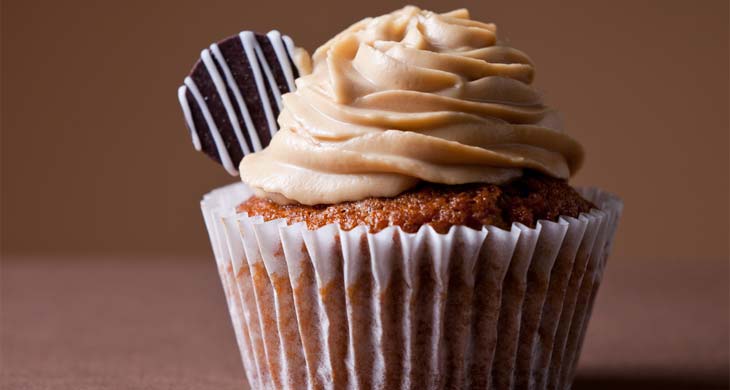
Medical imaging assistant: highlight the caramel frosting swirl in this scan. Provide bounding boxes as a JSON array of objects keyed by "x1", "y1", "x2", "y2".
[{"x1": 240, "y1": 6, "x2": 584, "y2": 205}]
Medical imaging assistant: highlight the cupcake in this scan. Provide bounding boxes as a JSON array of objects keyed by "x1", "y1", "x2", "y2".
[{"x1": 192, "y1": 6, "x2": 622, "y2": 390}]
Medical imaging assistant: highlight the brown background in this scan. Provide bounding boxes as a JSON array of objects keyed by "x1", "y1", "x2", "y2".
[
  {"x1": 1, "y1": 0, "x2": 728, "y2": 388},
  {"x1": 2, "y1": 0, "x2": 728, "y2": 262}
]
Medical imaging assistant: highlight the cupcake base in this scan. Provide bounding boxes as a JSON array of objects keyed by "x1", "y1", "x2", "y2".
[{"x1": 202, "y1": 182, "x2": 621, "y2": 390}]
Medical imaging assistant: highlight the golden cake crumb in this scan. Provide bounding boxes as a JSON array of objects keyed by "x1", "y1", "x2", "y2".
[{"x1": 237, "y1": 173, "x2": 595, "y2": 233}]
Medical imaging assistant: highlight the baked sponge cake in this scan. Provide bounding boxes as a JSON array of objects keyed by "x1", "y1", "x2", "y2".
[{"x1": 238, "y1": 172, "x2": 594, "y2": 233}]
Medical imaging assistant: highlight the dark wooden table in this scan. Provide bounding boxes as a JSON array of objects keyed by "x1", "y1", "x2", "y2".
[{"x1": 2, "y1": 255, "x2": 727, "y2": 389}]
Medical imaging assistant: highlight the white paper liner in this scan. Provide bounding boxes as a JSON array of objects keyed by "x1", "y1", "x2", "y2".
[{"x1": 201, "y1": 182, "x2": 622, "y2": 390}]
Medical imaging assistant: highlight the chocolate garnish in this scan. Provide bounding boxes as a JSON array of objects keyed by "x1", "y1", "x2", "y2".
[{"x1": 178, "y1": 30, "x2": 300, "y2": 175}]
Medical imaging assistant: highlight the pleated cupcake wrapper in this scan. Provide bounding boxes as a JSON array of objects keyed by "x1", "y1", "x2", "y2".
[{"x1": 201, "y1": 182, "x2": 622, "y2": 390}]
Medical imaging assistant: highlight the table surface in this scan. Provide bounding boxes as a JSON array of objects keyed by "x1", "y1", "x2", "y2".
[{"x1": 2, "y1": 255, "x2": 728, "y2": 390}]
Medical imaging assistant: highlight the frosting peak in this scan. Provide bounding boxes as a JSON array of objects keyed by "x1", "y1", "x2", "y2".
[{"x1": 240, "y1": 6, "x2": 584, "y2": 205}]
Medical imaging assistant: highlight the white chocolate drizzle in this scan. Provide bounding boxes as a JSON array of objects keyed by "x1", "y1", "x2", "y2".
[
  {"x1": 200, "y1": 47, "x2": 252, "y2": 157},
  {"x1": 267, "y1": 30, "x2": 296, "y2": 92},
  {"x1": 178, "y1": 30, "x2": 300, "y2": 175},
  {"x1": 209, "y1": 43, "x2": 262, "y2": 152},
  {"x1": 183, "y1": 76, "x2": 237, "y2": 174},
  {"x1": 177, "y1": 85, "x2": 201, "y2": 151}
]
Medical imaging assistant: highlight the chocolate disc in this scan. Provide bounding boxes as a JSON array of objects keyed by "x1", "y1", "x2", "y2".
[{"x1": 177, "y1": 30, "x2": 300, "y2": 175}]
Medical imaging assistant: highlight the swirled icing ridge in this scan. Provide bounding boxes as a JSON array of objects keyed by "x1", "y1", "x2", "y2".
[{"x1": 240, "y1": 6, "x2": 584, "y2": 205}]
